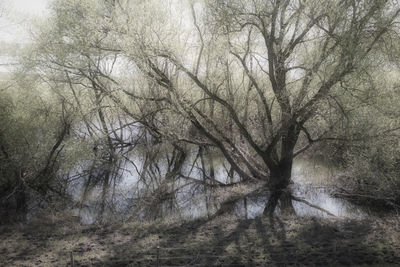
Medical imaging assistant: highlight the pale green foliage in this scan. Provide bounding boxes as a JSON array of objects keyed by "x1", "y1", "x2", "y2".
[
  {"x1": 2, "y1": 0, "x2": 400, "y2": 217},
  {"x1": 0, "y1": 71, "x2": 73, "y2": 214}
]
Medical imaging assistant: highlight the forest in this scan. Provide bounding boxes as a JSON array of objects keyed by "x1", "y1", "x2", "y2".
[{"x1": 1, "y1": 0, "x2": 400, "y2": 266}]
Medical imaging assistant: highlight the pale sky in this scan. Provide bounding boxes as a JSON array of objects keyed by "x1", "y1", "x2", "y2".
[
  {"x1": 0, "y1": 0, "x2": 50, "y2": 72},
  {"x1": 0, "y1": 0, "x2": 50, "y2": 43},
  {"x1": 11, "y1": 0, "x2": 49, "y2": 15}
]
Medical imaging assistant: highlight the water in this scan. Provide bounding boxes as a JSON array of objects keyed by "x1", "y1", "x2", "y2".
[
  {"x1": 228, "y1": 159, "x2": 365, "y2": 219},
  {"x1": 290, "y1": 159, "x2": 365, "y2": 218},
  {"x1": 70, "y1": 149, "x2": 366, "y2": 224}
]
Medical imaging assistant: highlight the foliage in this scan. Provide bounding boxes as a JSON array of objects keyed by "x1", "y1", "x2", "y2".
[
  {"x1": 2, "y1": 0, "x2": 400, "y2": 219},
  {"x1": 0, "y1": 75, "x2": 71, "y2": 219}
]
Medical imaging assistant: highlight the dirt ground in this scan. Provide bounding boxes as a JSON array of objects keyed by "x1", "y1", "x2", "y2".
[{"x1": 1, "y1": 213, "x2": 400, "y2": 266}]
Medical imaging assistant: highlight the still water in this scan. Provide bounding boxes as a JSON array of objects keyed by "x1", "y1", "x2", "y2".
[{"x1": 70, "y1": 151, "x2": 365, "y2": 224}]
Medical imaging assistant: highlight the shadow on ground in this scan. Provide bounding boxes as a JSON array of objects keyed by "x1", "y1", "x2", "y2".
[
  {"x1": 1, "y1": 214, "x2": 400, "y2": 266},
  {"x1": 98, "y1": 215, "x2": 400, "y2": 266}
]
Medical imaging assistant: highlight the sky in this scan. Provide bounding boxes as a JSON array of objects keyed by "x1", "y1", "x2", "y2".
[
  {"x1": 0, "y1": 0, "x2": 49, "y2": 43},
  {"x1": 10, "y1": 0, "x2": 48, "y2": 15},
  {"x1": 0, "y1": 0, "x2": 49, "y2": 72}
]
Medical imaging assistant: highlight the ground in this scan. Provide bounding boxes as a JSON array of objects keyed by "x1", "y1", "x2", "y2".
[{"x1": 1, "y1": 213, "x2": 400, "y2": 266}]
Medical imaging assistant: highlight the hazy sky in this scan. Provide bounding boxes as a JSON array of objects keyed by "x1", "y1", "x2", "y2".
[
  {"x1": 11, "y1": 0, "x2": 49, "y2": 15},
  {"x1": 0, "y1": 0, "x2": 49, "y2": 43}
]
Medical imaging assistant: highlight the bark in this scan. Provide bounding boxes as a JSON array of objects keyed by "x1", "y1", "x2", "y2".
[
  {"x1": 263, "y1": 175, "x2": 293, "y2": 215},
  {"x1": 264, "y1": 125, "x2": 299, "y2": 216},
  {"x1": 15, "y1": 185, "x2": 27, "y2": 217},
  {"x1": 263, "y1": 171, "x2": 295, "y2": 216},
  {"x1": 165, "y1": 145, "x2": 186, "y2": 180}
]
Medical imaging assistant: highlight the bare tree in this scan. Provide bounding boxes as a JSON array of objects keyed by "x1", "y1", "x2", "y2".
[{"x1": 114, "y1": 0, "x2": 400, "y2": 214}]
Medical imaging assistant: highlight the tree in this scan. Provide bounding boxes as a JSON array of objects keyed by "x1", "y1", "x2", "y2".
[
  {"x1": 111, "y1": 0, "x2": 400, "y2": 214},
  {"x1": 23, "y1": 0, "x2": 400, "y2": 218},
  {"x1": 28, "y1": 0, "x2": 190, "y2": 221},
  {"x1": 0, "y1": 75, "x2": 72, "y2": 220}
]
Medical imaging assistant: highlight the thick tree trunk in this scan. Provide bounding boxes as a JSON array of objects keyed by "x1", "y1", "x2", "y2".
[
  {"x1": 263, "y1": 123, "x2": 300, "y2": 216},
  {"x1": 263, "y1": 170, "x2": 295, "y2": 216},
  {"x1": 16, "y1": 185, "x2": 27, "y2": 221},
  {"x1": 263, "y1": 187, "x2": 295, "y2": 216},
  {"x1": 279, "y1": 189, "x2": 295, "y2": 216},
  {"x1": 263, "y1": 149, "x2": 296, "y2": 216}
]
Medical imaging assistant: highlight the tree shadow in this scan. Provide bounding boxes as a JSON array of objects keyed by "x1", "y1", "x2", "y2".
[
  {"x1": 3, "y1": 212, "x2": 400, "y2": 266},
  {"x1": 96, "y1": 214, "x2": 400, "y2": 266}
]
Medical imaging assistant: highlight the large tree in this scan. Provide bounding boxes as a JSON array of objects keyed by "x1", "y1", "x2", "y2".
[
  {"x1": 27, "y1": 0, "x2": 400, "y2": 216},
  {"x1": 110, "y1": 0, "x2": 400, "y2": 214}
]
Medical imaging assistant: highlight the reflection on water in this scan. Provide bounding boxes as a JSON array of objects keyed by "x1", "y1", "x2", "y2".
[
  {"x1": 291, "y1": 159, "x2": 366, "y2": 218},
  {"x1": 71, "y1": 150, "x2": 366, "y2": 224}
]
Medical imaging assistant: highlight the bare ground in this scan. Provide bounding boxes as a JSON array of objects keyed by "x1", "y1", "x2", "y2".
[{"x1": 1, "y1": 213, "x2": 400, "y2": 266}]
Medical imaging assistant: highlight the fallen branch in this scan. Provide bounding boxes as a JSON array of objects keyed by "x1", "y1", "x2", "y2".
[
  {"x1": 333, "y1": 191, "x2": 395, "y2": 201},
  {"x1": 291, "y1": 195, "x2": 336, "y2": 217}
]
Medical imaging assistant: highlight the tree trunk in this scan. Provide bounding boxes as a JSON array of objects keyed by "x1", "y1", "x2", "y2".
[
  {"x1": 263, "y1": 156, "x2": 296, "y2": 216},
  {"x1": 16, "y1": 185, "x2": 27, "y2": 221},
  {"x1": 263, "y1": 173, "x2": 295, "y2": 216},
  {"x1": 279, "y1": 189, "x2": 295, "y2": 216},
  {"x1": 263, "y1": 123, "x2": 300, "y2": 216}
]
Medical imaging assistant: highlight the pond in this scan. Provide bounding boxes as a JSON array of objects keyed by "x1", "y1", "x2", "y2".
[{"x1": 67, "y1": 147, "x2": 366, "y2": 224}]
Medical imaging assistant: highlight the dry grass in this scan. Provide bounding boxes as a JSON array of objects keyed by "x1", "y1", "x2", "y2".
[{"x1": 1, "y1": 211, "x2": 400, "y2": 266}]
